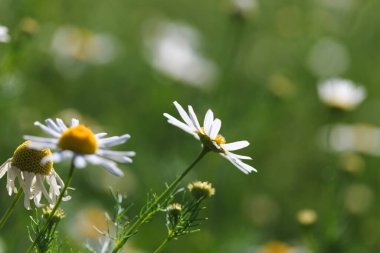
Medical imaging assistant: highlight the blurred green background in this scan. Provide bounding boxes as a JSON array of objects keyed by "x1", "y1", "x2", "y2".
[{"x1": 1, "y1": 0, "x2": 380, "y2": 252}]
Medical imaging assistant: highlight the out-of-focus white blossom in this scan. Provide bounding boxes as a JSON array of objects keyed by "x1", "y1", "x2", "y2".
[
  {"x1": 51, "y1": 26, "x2": 117, "y2": 65},
  {"x1": 232, "y1": 0, "x2": 258, "y2": 14},
  {"x1": 320, "y1": 123, "x2": 380, "y2": 156},
  {"x1": 0, "y1": 25, "x2": 10, "y2": 43},
  {"x1": 317, "y1": 78, "x2": 366, "y2": 111},
  {"x1": 144, "y1": 21, "x2": 217, "y2": 88}
]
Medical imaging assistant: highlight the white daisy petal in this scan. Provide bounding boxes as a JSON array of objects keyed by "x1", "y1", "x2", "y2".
[
  {"x1": 24, "y1": 135, "x2": 58, "y2": 144},
  {"x1": 204, "y1": 109, "x2": 214, "y2": 135},
  {"x1": 56, "y1": 118, "x2": 68, "y2": 131},
  {"x1": 97, "y1": 149, "x2": 136, "y2": 157},
  {"x1": 221, "y1": 141, "x2": 249, "y2": 151},
  {"x1": 95, "y1": 132, "x2": 108, "y2": 138},
  {"x1": 45, "y1": 118, "x2": 63, "y2": 134},
  {"x1": 98, "y1": 134, "x2": 130, "y2": 148},
  {"x1": 227, "y1": 152, "x2": 252, "y2": 160},
  {"x1": 74, "y1": 156, "x2": 87, "y2": 168},
  {"x1": 164, "y1": 113, "x2": 197, "y2": 133},
  {"x1": 209, "y1": 119, "x2": 221, "y2": 140},
  {"x1": 85, "y1": 155, "x2": 124, "y2": 177},
  {"x1": 34, "y1": 121, "x2": 61, "y2": 138},
  {"x1": 234, "y1": 158, "x2": 257, "y2": 173},
  {"x1": 27, "y1": 141, "x2": 57, "y2": 151},
  {"x1": 173, "y1": 101, "x2": 195, "y2": 128},
  {"x1": 0, "y1": 158, "x2": 11, "y2": 178},
  {"x1": 188, "y1": 105, "x2": 202, "y2": 132},
  {"x1": 71, "y1": 118, "x2": 79, "y2": 127},
  {"x1": 220, "y1": 153, "x2": 253, "y2": 174}
]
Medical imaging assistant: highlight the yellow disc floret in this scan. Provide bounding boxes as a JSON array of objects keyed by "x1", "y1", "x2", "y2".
[
  {"x1": 199, "y1": 127, "x2": 226, "y2": 152},
  {"x1": 11, "y1": 141, "x2": 53, "y2": 175},
  {"x1": 58, "y1": 124, "x2": 98, "y2": 154}
]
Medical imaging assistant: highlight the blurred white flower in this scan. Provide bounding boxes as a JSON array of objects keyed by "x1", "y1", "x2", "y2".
[
  {"x1": 0, "y1": 25, "x2": 10, "y2": 43},
  {"x1": 24, "y1": 118, "x2": 135, "y2": 177},
  {"x1": 317, "y1": 78, "x2": 366, "y2": 111},
  {"x1": 320, "y1": 123, "x2": 380, "y2": 156},
  {"x1": 51, "y1": 26, "x2": 117, "y2": 65},
  {"x1": 232, "y1": 0, "x2": 258, "y2": 14},
  {"x1": 164, "y1": 101, "x2": 256, "y2": 174},
  {"x1": 144, "y1": 21, "x2": 217, "y2": 87}
]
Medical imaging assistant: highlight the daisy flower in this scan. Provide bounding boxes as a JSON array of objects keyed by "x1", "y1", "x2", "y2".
[
  {"x1": 317, "y1": 78, "x2": 366, "y2": 111},
  {"x1": 0, "y1": 25, "x2": 10, "y2": 43},
  {"x1": 164, "y1": 101, "x2": 256, "y2": 174},
  {"x1": 24, "y1": 118, "x2": 135, "y2": 177},
  {"x1": 0, "y1": 141, "x2": 67, "y2": 210}
]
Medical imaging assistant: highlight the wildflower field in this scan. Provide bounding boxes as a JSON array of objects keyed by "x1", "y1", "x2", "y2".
[{"x1": 1, "y1": 0, "x2": 380, "y2": 252}]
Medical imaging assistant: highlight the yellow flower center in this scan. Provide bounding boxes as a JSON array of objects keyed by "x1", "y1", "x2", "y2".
[
  {"x1": 198, "y1": 127, "x2": 226, "y2": 152},
  {"x1": 11, "y1": 141, "x2": 53, "y2": 175},
  {"x1": 58, "y1": 124, "x2": 98, "y2": 154}
]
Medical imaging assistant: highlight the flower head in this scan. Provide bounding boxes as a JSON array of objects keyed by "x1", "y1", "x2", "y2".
[
  {"x1": 0, "y1": 141, "x2": 67, "y2": 209},
  {"x1": 24, "y1": 118, "x2": 135, "y2": 177},
  {"x1": 296, "y1": 209, "x2": 317, "y2": 226},
  {"x1": 187, "y1": 181, "x2": 215, "y2": 199},
  {"x1": 164, "y1": 101, "x2": 256, "y2": 174},
  {"x1": 317, "y1": 78, "x2": 366, "y2": 111},
  {"x1": 166, "y1": 203, "x2": 182, "y2": 227},
  {"x1": 0, "y1": 25, "x2": 10, "y2": 43}
]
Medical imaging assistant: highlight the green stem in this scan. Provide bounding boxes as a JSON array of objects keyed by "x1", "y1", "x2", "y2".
[
  {"x1": 112, "y1": 148, "x2": 209, "y2": 253},
  {"x1": 153, "y1": 237, "x2": 171, "y2": 253},
  {"x1": 0, "y1": 188, "x2": 23, "y2": 230},
  {"x1": 27, "y1": 158, "x2": 76, "y2": 253}
]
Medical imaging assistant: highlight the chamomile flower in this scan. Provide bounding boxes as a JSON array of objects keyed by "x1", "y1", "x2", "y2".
[
  {"x1": 0, "y1": 141, "x2": 67, "y2": 210},
  {"x1": 317, "y1": 78, "x2": 366, "y2": 111},
  {"x1": 164, "y1": 101, "x2": 256, "y2": 174},
  {"x1": 0, "y1": 25, "x2": 10, "y2": 43},
  {"x1": 24, "y1": 118, "x2": 135, "y2": 177}
]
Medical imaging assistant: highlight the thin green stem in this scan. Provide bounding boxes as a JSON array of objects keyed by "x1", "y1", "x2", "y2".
[
  {"x1": 27, "y1": 158, "x2": 76, "y2": 253},
  {"x1": 112, "y1": 148, "x2": 209, "y2": 253},
  {"x1": 0, "y1": 188, "x2": 23, "y2": 230},
  {"x1": 153, "y1": 237, "x2": 171, "y2": 253}
]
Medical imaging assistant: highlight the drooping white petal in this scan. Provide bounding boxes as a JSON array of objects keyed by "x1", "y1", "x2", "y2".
[
  {"x1": 34, "y1": 121, "x2": 61, "y2": 138},
  {"x1": 0, "y1": 158, "x2": 11, "y2": 178},
  {"x1": 209, "y1": 119, "x2": 221, "y2": 140},
  {"x1": 203, "y1": 109, "x2": 214, "y2": 135},
  {"x1": 220, "y1": 153, "x2": 257, "y2": 174},
  {"x1": 188, "y1": 105, "x2": 202, "y2": 132},
  {"x1": 227, "y1": 152, "x2": 253, "y2": 160},
  {"x1": 85, "y1": 155, "x2": 124, "y2": 177},
  {"x1": 221, "y1": 140, "x2": 249, "y2": 151},
  {"x1": 36, "y1": 174, "x2": 52, "y2": 203}
]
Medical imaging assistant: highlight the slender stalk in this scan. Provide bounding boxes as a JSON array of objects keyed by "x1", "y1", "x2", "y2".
[
  {"x1": 112, "y1": 148, "x2": 209, "y2": 253},
  {"x1": 27, "y1": 158, "x2": 76, "y2": 253},
  {"x1": 0, "y1": 188, "x2": 23, "y2": 230},
  {"x1": 153, "y1": 237, "x2": 171, "y2": 253}
]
